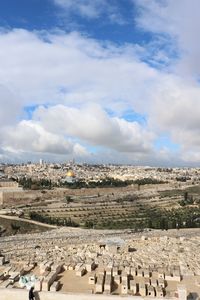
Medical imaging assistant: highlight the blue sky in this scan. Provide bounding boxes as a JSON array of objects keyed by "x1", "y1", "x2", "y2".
[
  {"x1": 0, "y1": 0, "x2": 200, "y2": 165},
  {"x1": 0, "y1": 0, "x2": 152, "y2": 44}
]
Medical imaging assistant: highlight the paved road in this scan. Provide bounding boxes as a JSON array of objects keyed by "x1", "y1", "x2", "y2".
[{"x1": 0, "y1": 214, "x2": 57, "y2": 228}]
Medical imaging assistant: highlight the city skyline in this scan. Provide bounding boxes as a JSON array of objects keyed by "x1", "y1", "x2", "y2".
[{"x1": 0, "y1": 0, "x2": 200, "y2": 166}]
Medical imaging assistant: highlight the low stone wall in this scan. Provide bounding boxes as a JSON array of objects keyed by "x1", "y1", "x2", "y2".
[
  {"x1": 0, "y1": 289, "x2": 175, "y2": 300},
  {"x1": 0, "y1": 181, "x2": 19, "y2": 188}
]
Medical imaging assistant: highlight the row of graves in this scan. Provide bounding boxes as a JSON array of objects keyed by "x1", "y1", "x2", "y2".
[
  {"x1": 0, "y1": 255, "x2": 183, "y2": 297},
  {"x1": 0, "y1": 259, "x2": 62, "y2": 292},
  {"x1": 0, "y1": 237, "x2": 197, "y2": 299},
  {"x1": 91, "y1": 264, "x2": 181, "y2": 296},
  {"x1": 59, "y1": 255, "x2": 184, "y2": 298}
]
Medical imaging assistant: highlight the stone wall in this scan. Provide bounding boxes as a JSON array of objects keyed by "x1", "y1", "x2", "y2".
[
  {"x1": 0, "y1": 289, "x2": 175, "y2": 300},
  {"x1": 0, "y1": 181, "x2": 19, "y2": 188},
  {"x1": 0, "y1": 190, "x2": 41, "y2": 206}
]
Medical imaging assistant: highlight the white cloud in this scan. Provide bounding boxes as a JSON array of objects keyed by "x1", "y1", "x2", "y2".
[
  {"x1": 1, "y1": 120, "x2": 88, "y2": 157},
  {"x1": 1, "y1": 26, "x2": 200, "y2": 164},
  {"x1": 132, "y1": 0, "x2": 200, "y2": 163},
  {"x1": 53, "y1": 0, "x2": 126, "y2": 24},
  {"x1": 0, "y1": 28, "x2": 159, "y2": 163},
  {"x1": 0, "y1": 29, "x2": 157, "y2": 112},
  {"x1": 34, "y1": 104, "x2": 154, "y2": 153},
  {"x1": 0, "y1": 85, "x2": 22, "y2": 127},
  {"x1": 135, "y1": 0, "x2": 200, "y2": 77},
  {"x1": 54, "y1": 0, "x2": 106, "y2": 18}
]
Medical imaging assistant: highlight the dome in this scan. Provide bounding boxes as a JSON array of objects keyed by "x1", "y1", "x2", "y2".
[{"x1": 66, "y1": 170, "x2": 75, "y2": 177}]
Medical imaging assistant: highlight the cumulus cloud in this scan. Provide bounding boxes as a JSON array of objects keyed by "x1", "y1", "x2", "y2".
[
  {"x1": 0, "y1": 29, "x2": 157, "y2": 112},
  {"x1": 33, "y1": 104, "x2": 154, "y2": 153},
  {"x1": 1, "y1": 120, "x2": 88, "y2": 158},
  {"x1": 132, "y1": 0, "x2": 200, "y2": 162},
  {"x1": 0, "y1": 25, "x2": 200, "y2": 164},
  {"x1": 0, "y1": 105, "x2": 155, "y2": 163},
  {"x1": 135, "y1": 0, "x2": 200, "y2": 77},
  {"x1": 0, "y1": 85, "x2": 22, "y2": 127},
  {"x1": 0, "y1": 28, "x2": 159, "y2": 163}
]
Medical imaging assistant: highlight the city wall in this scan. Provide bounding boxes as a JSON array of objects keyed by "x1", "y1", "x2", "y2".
[
  {"x1": 0, "y1": 190, "x2": 37, "y2": 206},
  {"x1": 0, "y1": 289, "x2": 175, "y2": 300}
]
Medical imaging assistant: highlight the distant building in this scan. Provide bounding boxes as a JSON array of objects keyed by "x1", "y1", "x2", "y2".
[
  {"x1": 63, "y1": 170, "x2": 76, "y2": 183},
  {"x1": 0, "y1": 179, "x2": 23, "y2": 205}
]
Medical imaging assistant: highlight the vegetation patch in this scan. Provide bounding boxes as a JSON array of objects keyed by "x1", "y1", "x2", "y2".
[{"x1": 0, "y1": 216, "x2": 50, "y2": 236}]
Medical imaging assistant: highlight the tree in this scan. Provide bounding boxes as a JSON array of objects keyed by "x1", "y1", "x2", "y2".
[
  {"x1": 11, "y1": 222, "x2": 20, "y2": 234},
  {"x1": 148, "y1": 219, "x2": 153, "y2": 228},
  {"x1": 184, "y1": 192, "x2": 188, "y2": 202},
  {"x1": 65, "y1": 196, "x2": 73, "y2": 204}
]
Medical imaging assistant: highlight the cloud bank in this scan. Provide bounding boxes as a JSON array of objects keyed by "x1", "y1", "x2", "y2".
[{"x1": 1, "y1": 0, "x2": 200, "y2": 165}]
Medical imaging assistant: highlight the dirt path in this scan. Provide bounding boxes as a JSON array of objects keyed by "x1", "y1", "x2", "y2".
[{"x1": 0, "y1": 214, "x2": 57, "y2": 228}]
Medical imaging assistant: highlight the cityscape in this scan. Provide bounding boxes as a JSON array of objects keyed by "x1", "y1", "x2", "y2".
[{"x1": 1, "y1": 162, "x2": 200, "y2": 300}]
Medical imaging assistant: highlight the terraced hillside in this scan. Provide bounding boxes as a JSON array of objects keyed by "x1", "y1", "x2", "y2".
[{"x1": 15, "y1": 183, "x2": 200, "y2": 230}]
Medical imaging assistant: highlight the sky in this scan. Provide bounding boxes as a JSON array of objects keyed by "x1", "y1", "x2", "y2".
[{"x1": 0, "y1": 0, "x2": 200, "y2": 166}]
